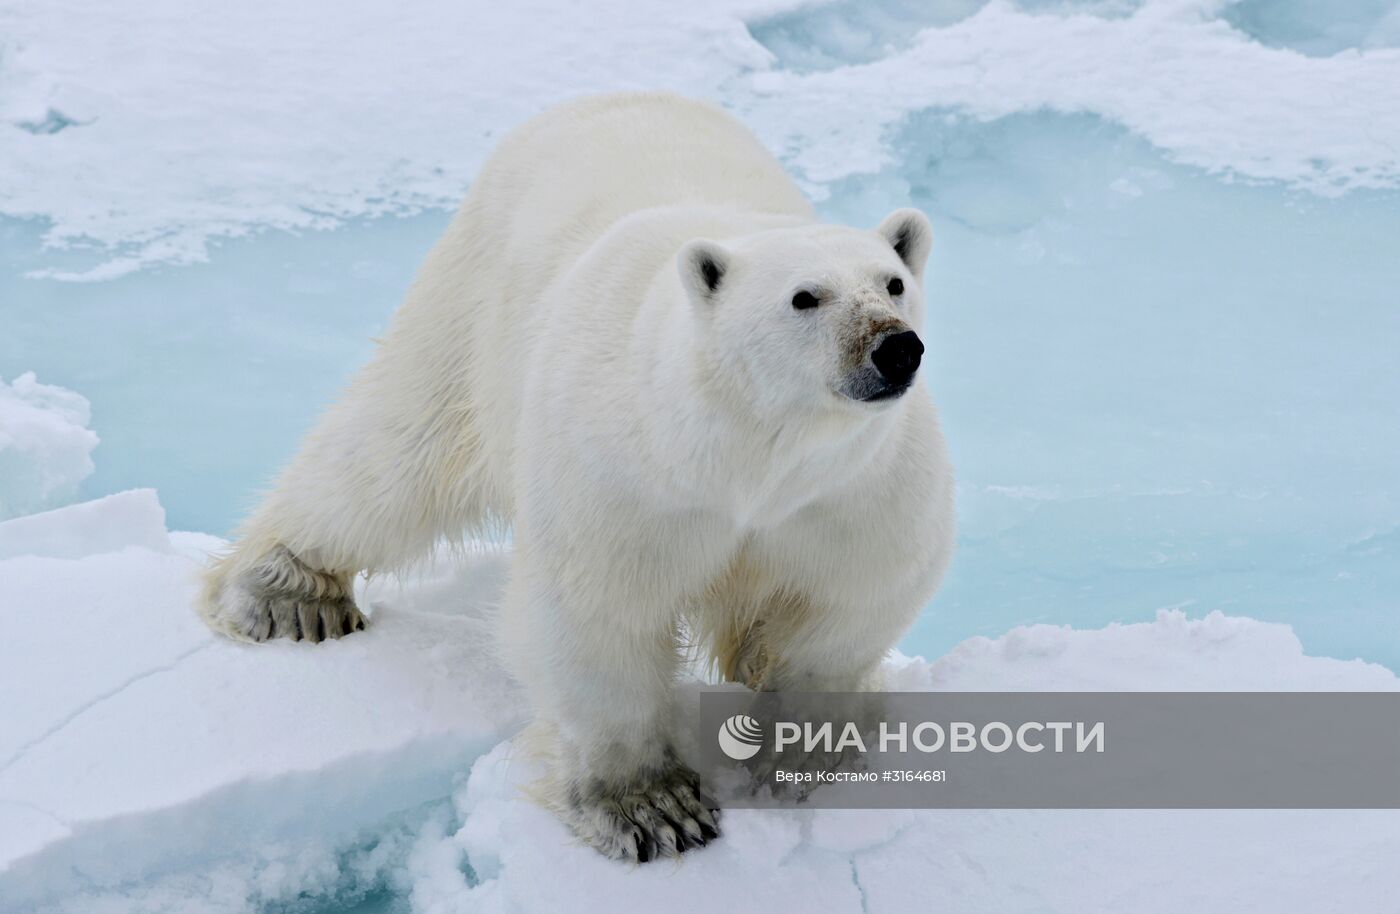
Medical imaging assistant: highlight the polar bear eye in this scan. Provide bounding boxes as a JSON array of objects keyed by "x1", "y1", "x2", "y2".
[
  {"x1": 886, "y1": 277, "x2": 904, "y2": 296},
  {"x1": 792, "y1": 290, "x2": 820, "y2": 311}
]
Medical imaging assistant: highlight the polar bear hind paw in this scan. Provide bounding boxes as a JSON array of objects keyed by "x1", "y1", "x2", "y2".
[
  {"x1": 203, "y1": 545, "x2": 366, "y2": 644},
  {"x1": 567, "y1": 760, "x2": 721, "y2": 863}
]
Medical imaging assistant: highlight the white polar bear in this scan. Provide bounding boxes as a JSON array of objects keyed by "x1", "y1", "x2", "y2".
[{"x1": 199, "y1": 92, "x2": 955, "y2": 862}]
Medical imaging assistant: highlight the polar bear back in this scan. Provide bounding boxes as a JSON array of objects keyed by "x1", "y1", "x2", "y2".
[{"x1": 476, "y1": 92, "x2": 813, "y2": 275}]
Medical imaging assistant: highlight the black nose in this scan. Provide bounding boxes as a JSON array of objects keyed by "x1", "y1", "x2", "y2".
[{"x1": 871, "y1": 330, "x2": 924, "y2": 385}]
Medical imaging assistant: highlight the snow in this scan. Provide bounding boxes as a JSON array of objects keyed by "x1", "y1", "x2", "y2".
[
  {"x1": 442, "y1": 749, "x2": 1400, "y2": 914},
  {"x1": 745, "y1": 0, "x2": 1400, "y2": 196},
  {"x1": 884, "y1": 610, "x2": 1400, "y2": 691},
  {"x1": 1, "y1": 490, "x2": 1396, "y2": 912},
  {"x1": 0, "y1": 372, "x2": 97, "y2": 520},
  {"x1": 2, "y1": 0, "x2": 1399, "y2": 279},
  {"x1": 0, "y1": 488, "x2": 168, "y2": 559}
]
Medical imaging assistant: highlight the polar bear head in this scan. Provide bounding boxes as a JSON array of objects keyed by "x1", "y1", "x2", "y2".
[{"x1": 678, "y1": 209, "x2": 933, "y2": 419}]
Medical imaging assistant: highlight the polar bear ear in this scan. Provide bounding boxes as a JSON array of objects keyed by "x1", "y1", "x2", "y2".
[
  {"x1": 678, "y1": 239, "x2": 731, "y2": 303},
  {"x1": 876, "y1": 208, "x2": 933, "y2": 279}
]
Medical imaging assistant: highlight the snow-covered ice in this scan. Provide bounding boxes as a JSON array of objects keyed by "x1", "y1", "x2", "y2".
[
  {"x1": 0, "y1": 373, "x2": 97, "y2": 521},
  {"x1": 0, "y1": 493, "x2": 523, "y2": 913},
  {"x1": 1, "y1": 491, "x2": 1396, "y2": 913},
  {"x1": 0, "y1": 489, "x2": 166, "y2": 560},
  {"x1": 3, "y1": 0, "x2": 1399, "y2": 279}
]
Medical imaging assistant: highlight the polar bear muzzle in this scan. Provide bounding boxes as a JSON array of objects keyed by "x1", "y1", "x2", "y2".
[
  {"x1": 871, "y1": 330, "x2": 923, "y2": 388},
  {"x1": 844, "y1": 327, "x2": 924, "y2": 403}
]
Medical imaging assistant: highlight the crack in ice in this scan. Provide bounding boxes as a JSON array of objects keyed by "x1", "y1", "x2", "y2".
[{"x1": 0, "y1": 639, "x2": 214, "y2": 776}]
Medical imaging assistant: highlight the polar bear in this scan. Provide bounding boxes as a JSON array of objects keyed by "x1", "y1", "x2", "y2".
[{"x1": 200, "y1": 92, "x2": 954, "y2": 862}]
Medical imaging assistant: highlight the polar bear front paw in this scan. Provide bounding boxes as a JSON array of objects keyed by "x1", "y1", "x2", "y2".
[
  {"x1": 228, "y1": 589, "x2": 366, "y2": 644},
  {"x1": 202, "y1": 545, "x2": 367, "y2": 643},
  {"x1": 566, "y1": 758, "x2": 721, "y2": 863}
]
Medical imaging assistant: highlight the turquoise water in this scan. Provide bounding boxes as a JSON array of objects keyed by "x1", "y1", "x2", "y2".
[
  {"x1": 3, "y1": 112, "x2": 1397, "y2": 669},
  {"x1": 1, "y1": 212, "x2": 447, "y2": 534}
]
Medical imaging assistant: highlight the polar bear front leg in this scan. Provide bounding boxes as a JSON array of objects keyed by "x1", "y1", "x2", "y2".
[
  {"x1": 541, "y1": 591, "x2": 721, "y2": 862},
  {"x1": 508, "y1": 525, "x2": 726, "y2": 862},
  {"x1": 560, "y1": 743, "x2": 720, "y2": 862}
]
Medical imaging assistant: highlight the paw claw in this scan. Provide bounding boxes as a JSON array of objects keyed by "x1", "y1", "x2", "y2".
[
  {"x1": 566, "y1": 758, "x2": 721, "y2": 863},
  {"x1": 206, "y1": 551, "x2": 367, "y2": 645},
  {"x1": 674, "y1": 820, "x2": 706, "y2": 850}
]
